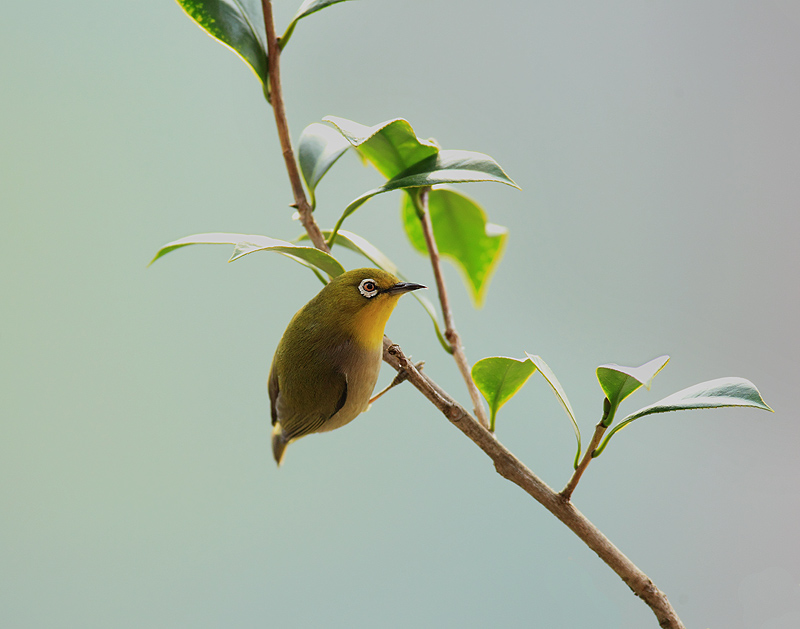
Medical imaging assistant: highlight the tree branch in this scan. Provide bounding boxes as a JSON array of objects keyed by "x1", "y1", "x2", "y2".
[
  {"x1": 415, "y1": 188, "x2": 490, "y2": 429},
  {"x1": 383, "y1": 339, "x2": 685, "y2": 629},
  {"x1": 260, "y1": 4, "x2": 684, "y2": 626},
  {"x1": 262, "y1": 0, "x2": 329, "y2": 252}
]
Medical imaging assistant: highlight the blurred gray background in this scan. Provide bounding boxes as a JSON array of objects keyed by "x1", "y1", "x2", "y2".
[{"x1": 2, "y1": 1, "x2": 798, "y2": 627}]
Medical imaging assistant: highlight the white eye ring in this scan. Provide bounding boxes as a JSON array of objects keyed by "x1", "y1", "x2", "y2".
[{"x1": 358, "y1": 279, "x2": 379, "y2": 298}]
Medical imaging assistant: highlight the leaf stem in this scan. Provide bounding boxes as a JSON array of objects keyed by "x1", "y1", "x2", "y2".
[
  {"x1": 262, "y1": 0, "x2": 329, "y2": 253},
  {"x1": 560, "y1": 421, "x2": 607, "y2": 501},
  {"x1": 415, "y1": 188, "x2": 490, "y2": 429}
]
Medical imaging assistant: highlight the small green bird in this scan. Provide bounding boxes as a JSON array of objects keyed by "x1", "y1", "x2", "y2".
[{"x1": 269, "y1": 268, "x2": 426, "y2": 465}]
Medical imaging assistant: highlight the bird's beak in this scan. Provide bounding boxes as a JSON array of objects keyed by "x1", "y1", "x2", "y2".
[{"x1": 385, "y1": 281, "x2": 427, "y2": 295}]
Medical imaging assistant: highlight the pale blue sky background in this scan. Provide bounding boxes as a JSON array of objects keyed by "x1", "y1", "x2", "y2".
[{"x1": 2, "y1": 1, "x2": 799, "y2": 627}]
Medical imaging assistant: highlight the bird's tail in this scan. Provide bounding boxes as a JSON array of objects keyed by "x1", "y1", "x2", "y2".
[{"x1": 272, "y1": 423, "x2": 289, "y2": 466}]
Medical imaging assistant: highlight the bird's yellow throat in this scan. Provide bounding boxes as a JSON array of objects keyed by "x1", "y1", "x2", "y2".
[{"x1": 349, "y1": 294, "x2": 402, "y2": 349}]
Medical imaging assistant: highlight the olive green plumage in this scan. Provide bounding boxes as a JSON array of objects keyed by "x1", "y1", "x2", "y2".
[{"x1": 269, "y1": 268, "x2": 425, "y2": 465}]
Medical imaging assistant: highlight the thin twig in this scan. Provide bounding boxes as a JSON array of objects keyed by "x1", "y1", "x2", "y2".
[
  {"x1": 383, "y1": 340, "x2": 685, "y2": 629},
  {"x1": 262, "y1": 0, "x2": 329, "y2": 253},
  {"x1": 560, "y1": 422, "x2": 607, "y2": 501},
  {"x1": 258, "y1": 5, "x2": 684, "y2": 625},
  {"x1": 415, "y1": 188, "x2": 490, "y2": 429},
  {"x1": 368, "y1": 360, "x2": 424, "y2": 404}
]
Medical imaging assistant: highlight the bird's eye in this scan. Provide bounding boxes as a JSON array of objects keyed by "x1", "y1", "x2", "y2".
[{"x1": 358, "y1": 279, "x2": 379, "y2": 298}]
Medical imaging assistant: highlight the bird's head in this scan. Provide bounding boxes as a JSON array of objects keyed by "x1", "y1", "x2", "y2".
[{"x1": 321, "y1": 268, "x2": 426, "y2": 348}]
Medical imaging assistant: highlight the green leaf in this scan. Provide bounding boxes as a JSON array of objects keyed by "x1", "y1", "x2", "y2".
[
  {"x1": 176, "y1": 0, "x2": 268, "y2": 86},
  {"x1": 324, "y1": 229, "x2": 400, "y2": 275},
  {"x1": 228, "y1": 236, "x2": 345, "y2": 277},
  {"x1": 329, "y1": 149, "x2": 519, "y2": 245},
  {"x1": 379, "y1": 149, "x2": 519, "y2": 191},
  {"x1": 593, "y1": 377, "x2": 774, "y2": 457},
  {"x1": 472, "y1": 357, "x2": 537, "y2": 432},
  {"x1": 401, "y1": 188, "x2": 507, "y2": 307},
  {"x1": 149, "y1": 232, "x2": 345, "y2": 278},
  {"x1": 280, "y1": 0, "x2": 354, "y2": 50},
  {"x1": 525, "y1": 353, "x2": 581, "y2": 469},
  {"x1": 323, "y1": 116, "x2": 439, "y2": 179},
  {"x1": 296, "y1": 229, "x2": 452, "y2": 353},
  {"x1": 297, "y1": 122, "x2": 351, "y2": 208},
  {"x1": 596, "y1": 355, "x2": 670, "y2": 427}
]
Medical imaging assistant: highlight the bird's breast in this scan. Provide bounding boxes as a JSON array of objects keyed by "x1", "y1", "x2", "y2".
[{"x1": 320, "y1": 343, "x2": 382, "y2": 433}]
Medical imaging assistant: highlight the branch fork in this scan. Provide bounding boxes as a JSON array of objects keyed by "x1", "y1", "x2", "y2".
[{"x1": 561, "y1": 422, "x2": 608, "y2": 501}]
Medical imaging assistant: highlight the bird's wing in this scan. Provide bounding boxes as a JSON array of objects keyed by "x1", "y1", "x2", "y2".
[
  {"x1": 273, "y1": 369, "x2": 349, "y2": 442},
  {"x1": 268, "y1": 360, "x2": 280, "y2": 427}
]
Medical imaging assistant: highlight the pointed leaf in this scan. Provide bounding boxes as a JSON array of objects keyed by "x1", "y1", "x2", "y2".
[
  {"x1": 176, "y1": 0, "x2": 268, "y2": 86},
  {"x1": 394, "y1": 150, "x2": 519, "y2": 189},
  {"x1": 596, "y1": 355, "x2": 670, "y2": 426},
  {"x1": 149, "y1": 232, "x2": 244, "y2": 263},
  {"x1": 150, "y1": 232, "x2": 344, "y2": 278},
  {"x1": 280, "y1": 0, "x2": 354, "y2": 50},
  {"x1": 228, "y1": 238, "x2": 345, "y2": 278},
  {"x1": 324, "y1": 116, "x2": 439, "y2": 179},
  {"x1": 297, "y1": 122, "x2": 351, "y2": 207},
  {"x1": 329, "y1": 149, "x2": 519, "y2": 244},
  {"x1": 296, "y1": 230, "x2": 452, "y2": 353},
  {"x1": 620, "y1": 377, "x2": 773, "y2": 421},
  {"x1": 472, "y1": 357, "x2": 537, "y2": 431},
  {"x1": 325, "y1": 229, "x2": 400, "y2": 275},
  {"x1": 291, "y1": 0, "x2": 353, "y2": 22},
  {"x1": 593, "y1": 377, "x2": 774, "y2": 457},
  {"x1": 525, "y1": 353, "x2": 582, "y2": 468},
  {"x1": 401, "y1": 188, "x2": 507, "y2": 306}
]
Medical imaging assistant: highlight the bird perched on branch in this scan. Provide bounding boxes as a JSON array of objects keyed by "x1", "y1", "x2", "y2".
[{"x1": 269, "y1": 268, "x2": 425, "y2": 465}]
